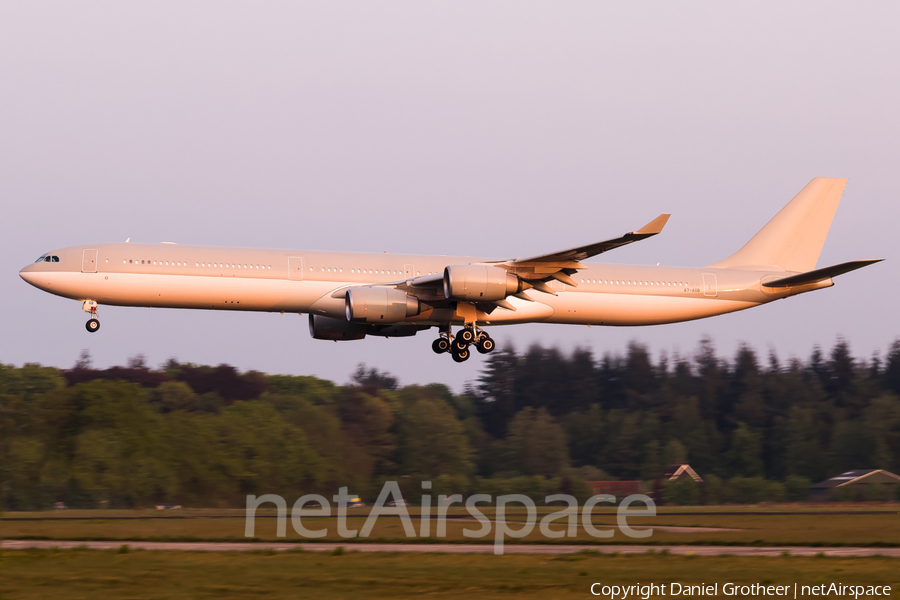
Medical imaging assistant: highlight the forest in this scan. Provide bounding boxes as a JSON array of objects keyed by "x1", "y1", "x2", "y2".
[{"x1": 1, "y1": 336, "x2": 899, "y2": 510}]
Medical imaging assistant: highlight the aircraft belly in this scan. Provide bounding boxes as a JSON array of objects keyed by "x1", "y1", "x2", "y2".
[
  {"x1": 542, "y1": 292, "x2": 757, "y2": 326},
  {"x1": 31, "y1": 272, "x2": 328, "y2": 312}
]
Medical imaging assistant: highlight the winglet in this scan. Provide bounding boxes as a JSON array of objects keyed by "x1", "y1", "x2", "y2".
[{"x1": 633, "y1": 214, "x2": 670, "y2": 236}]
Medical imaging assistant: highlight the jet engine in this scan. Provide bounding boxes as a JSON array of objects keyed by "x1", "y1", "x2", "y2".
[
  {"x1": 345, "y1": 287, "x2": 421, "y2": 323},
  {"x1": 443, "y1": 265, "x2": 523, "y2": 301},
  {"x1": 309, "y1": 314, "x2": 367, "y2": 340}
]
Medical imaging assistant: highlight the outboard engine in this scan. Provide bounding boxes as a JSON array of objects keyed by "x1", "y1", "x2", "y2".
[{"x1": 443, "y1": 265, "x2": 524, "y2": 301}]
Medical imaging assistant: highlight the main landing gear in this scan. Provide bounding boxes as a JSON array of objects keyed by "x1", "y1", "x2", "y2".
[
  {"x1": 431, "y1": 324, "x2": 494, "y2": 363},
  {"x1": 83, "y1": 300, "x2": 100, "y2": 333}
]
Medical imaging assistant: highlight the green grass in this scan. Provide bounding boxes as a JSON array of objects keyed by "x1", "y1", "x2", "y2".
[
  {"x1": 1, "y1": 548, "x2": 899, "y2": 599},
  {"x1": 4, "y1": 506, "x2": 900, "y2": 547}
]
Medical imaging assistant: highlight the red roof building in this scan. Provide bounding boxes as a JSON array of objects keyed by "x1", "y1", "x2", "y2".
[{"x1": 588, "y1": 481, "x2": 647, "y2": 497}]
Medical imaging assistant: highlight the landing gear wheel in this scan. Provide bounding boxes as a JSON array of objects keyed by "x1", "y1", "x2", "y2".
[
  {"x1": 452, "y1": 347, "x2": 470, "y2": 363},
  {"x1": 457, "y1": 328, "x2": 475, "y2": 344},
  {"x1": 452, "y1": 339, "x2": 469, "y2": 353},
  {"x1": 86, "y1": 318, "x2": 100, "y2": 333},
  {"x1": 476, "y1": 337, "x2": 495, "y2": 354},
  {"x1": 432, "y1": 338, "x2": 450, "y2": 354}
]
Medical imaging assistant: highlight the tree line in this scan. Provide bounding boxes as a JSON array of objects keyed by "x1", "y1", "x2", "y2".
[{"x1": 1, "y1": 337, "x2": 899, "y2": 509}]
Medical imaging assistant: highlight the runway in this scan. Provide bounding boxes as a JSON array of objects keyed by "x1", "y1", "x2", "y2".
[{"x1": 3, "y1": 540, "x2": 899, "y2": 557}]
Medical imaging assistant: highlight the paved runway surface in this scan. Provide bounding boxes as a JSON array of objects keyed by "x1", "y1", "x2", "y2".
[{"x1": 3, "y1": 540, "x2": 899, "y2": 557}]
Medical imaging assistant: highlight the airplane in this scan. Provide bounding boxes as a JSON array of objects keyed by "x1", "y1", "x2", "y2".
[{"x1": 19, "y1": 177, "x2": 882, "y2": 363}]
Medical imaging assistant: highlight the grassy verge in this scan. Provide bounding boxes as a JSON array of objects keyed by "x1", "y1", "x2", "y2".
[{"x1": 1, "y1": 548, "x2": 899, "y2": 600}]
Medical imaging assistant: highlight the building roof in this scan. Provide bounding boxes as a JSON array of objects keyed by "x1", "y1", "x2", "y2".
[
  {"x1": 660, "y1": 464, "x2": 704, "y2": 483},
  {"x1": 588, "y1": 481, "x2": 646, "y2": 496},
  {"x1": 810, "y1": 469, "x2": 900, "y2": 489}
]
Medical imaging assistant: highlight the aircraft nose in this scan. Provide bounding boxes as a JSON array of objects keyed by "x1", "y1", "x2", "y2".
[{"x1": 19, "y1": 264, "x2": 37, "y2": 285}]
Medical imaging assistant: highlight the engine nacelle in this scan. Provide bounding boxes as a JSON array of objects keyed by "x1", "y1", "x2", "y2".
[
  {"x1": 443, "y1": 265, "x2": 522, "y2": 301},
  {"x1": 369, "y1": 324, "x2": 431, "y2": 337},
  {"x1": 345, "y1": 287, "x2": 421, "y2": 323},
  {"x1": 309, "y1": 314, "x2": 367, "y2": 341}
]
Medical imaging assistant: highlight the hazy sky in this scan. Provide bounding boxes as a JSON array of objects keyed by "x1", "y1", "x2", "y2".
[{"x1": 1, "y1": 2, "x2": 897, "y2": 390}]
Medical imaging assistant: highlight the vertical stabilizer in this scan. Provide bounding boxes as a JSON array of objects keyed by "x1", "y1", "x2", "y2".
[{"x1": 707, "y1": 178, "x2": 847, "y2": 272}]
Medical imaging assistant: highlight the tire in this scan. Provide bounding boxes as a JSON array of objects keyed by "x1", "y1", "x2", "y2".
[
  {"x1": 452, "y1": 348, "x2": 470, "y2": 363},
  {"x1": 86, "y1": 318, "x2": 100, "y2": 333},
  {"x1": 432, "y1": 338, "x2": 450, "y2": 354},
  {"x1": 476, "y1": 337, "x2": 495, "y2": 354},
  {"x1": 457, "y1": 329, "x2": 475, "y2": 344},
  {"x1": 452, "y1": 339, "x2": 468, "y2": 353}
]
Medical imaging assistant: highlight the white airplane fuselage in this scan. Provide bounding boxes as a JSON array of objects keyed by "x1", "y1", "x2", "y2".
[
  {"x1": 18, "y1": 242, "x2": 825, "y2": 328},
  {"x1": 18, "y1": 178, "x2": 879, "y2": 354}
]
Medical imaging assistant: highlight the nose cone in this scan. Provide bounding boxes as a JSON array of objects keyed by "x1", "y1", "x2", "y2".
[{"x1": 19, "y1": 263, "x2": 38, "y2": 286}]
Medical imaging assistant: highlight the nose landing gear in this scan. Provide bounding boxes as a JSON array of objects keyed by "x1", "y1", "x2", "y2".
[
  {"x1": 83, "y1": 300, "x2": 100, "y2": 333},
  {"x1": 432, "y1": 324, "x2": 494, "y2": 362}
]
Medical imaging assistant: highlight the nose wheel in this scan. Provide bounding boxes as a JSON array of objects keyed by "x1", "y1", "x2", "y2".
[
  {"x1": 83, "y1": 300, "x2": 100, "y2": 333},
  {"x1": 432, "y1": 325, "x2": 494, "y2": 362}
]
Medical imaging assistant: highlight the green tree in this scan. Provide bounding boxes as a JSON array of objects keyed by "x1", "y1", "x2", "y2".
[
  {"x1": 784, "y1": 475, "x2": 811, "y2": 502},
  {"x1": 664, "y1": 477, "x2": 699, "y2": 505},
  {"x1": 397, "y1": 396, "x2": 473, "y2": 478},
  {"x1": 726, "y1": 423, "x2": 763, "y2": 477},
  {"x1": 501, "y1": 407, "x2": 569, "y2": 477},
  {"x1": 663, "y1": 439, "x2": 687, "y2": 465}
]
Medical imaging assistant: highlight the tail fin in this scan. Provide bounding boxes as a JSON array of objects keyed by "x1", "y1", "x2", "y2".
[{"x1": 707, "y1": 177, "x2": 847, "y2": 272}]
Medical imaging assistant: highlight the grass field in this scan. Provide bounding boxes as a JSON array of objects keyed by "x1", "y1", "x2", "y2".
[
  {"x1": 1, "y1": 548, "x2": 899, "y2": 600},
  {"x1": 3, "y1": 505, "x2": 900, "y2": 547}
]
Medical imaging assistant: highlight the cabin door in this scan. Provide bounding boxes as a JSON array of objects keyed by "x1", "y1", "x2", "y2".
[
  {"x1": 702, "y1": 272, "x2": 717, "y2": 297},
  {"x1": 82, "y1": 249, "x2": 98, "y2": 273},
  {"x1": 288, "y1": 256, "x2": 304, "y2": 280},
  {"x1": 404, "y1": 264, "x2": 415, "y2": 279}
]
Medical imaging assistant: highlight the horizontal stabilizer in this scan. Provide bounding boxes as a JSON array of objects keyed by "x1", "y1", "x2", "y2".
[{"x1": 762, "y1": 259, "x2": 883, "y2": 288}]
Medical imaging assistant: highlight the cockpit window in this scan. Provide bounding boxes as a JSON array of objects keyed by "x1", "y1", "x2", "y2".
[
  {"x1": 35, "y1": 255, "x2": 46, "y2": 263},
  {"x1": 51, "y1": 256, "x2": 59, "y2": 262},
  {"x1": 34, "y1": 254, "x2": 59, "y2": 263}
]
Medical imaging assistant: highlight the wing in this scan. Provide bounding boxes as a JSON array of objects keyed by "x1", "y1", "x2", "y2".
[
  {"x1": 339, "y1": 214, "x2": 671, "y2": 314},
  {"x1": 497, "y1": 214, "x2": 670, "y2": 291},
  {"x1": 512, "y1": 214, "x2": 671, "y2": 265}
]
